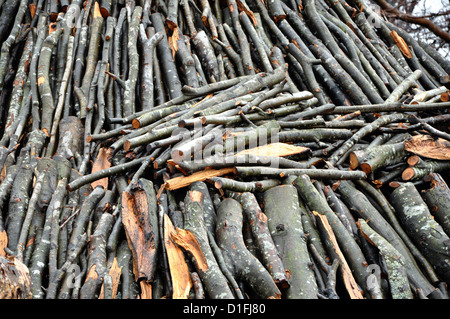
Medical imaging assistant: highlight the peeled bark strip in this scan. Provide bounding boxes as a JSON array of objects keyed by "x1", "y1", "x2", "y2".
[
  {"x1": 390, "y1": 182, "x2": 450, "y2": 284},
  {"x1": 238, "y1": 192, "x2": 289, "y2": 288},
  {"x1": 357, "y1": 219, "x2": 413, "y2": 299},
  {"x1": 215, "y1": 198, "x2": 281, "y2": 298},
  {"x1": 121, "y1": 178, "x2": 159, "y2": 282},
  {"x1": 263, "y1": 185, "x2": 318, "y2": 299},
  {"x1": 182, "y1": 190, "x2": 234, "y2": 299}
]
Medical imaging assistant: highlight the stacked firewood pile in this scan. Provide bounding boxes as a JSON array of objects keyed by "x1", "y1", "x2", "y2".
[{"x1": 0, "y1": 0, "x2": 449, "y2": 300}]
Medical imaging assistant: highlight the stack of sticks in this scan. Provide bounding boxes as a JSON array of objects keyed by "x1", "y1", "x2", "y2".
[{"x1": 0, "y1": 0, "x2": 449, "y2": 300}]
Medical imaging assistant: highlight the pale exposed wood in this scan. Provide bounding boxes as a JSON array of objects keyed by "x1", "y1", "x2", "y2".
[
  {"x1": 390, "y1": 30, "x2": 412, "y2": 59},
  {"x1": 0, "y1": 230, "x2": 7, "y2": 257},
  {"x1": 164, "y1": 167, "x2": 237, "y2": 190},
  {"x1": 98, "y1": 258, "x2": 122, "y2": 299},
  {"x1": 170, "y1": 227, "x2": 209, "y2": 272},
  {"x1": 90, "y1": 147, "x2": 112, "y2": 189},
  {"x1": 163, "y1": 214, "x2": 192, "y2": 299},
  {"x1": 235, "y1": 142, "x2": 310, "y2": 158},
  {"x1": 312, "y1": 211, "x2": 364, "y2": 299}
]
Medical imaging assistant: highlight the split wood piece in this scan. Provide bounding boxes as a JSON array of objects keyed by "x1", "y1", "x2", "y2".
[
  {"x1": 0, "y1": 255, "x2": 32, "y2": 299},
  {"x1": 90, "y1": 147, "x2": 112, "y2": 189},
  {"x1": 410, "y1": 86, "x2": 449, "y2": 104},
  {"x1": 182, "y1": 190, "x2": 235, "y2": 299},
  {"x1": 216, "y1": 198, "x2": 281, "y2": 299},
  {"x1": 163, "y1": 214, "x2": 192, "y2": 299},
  {"x1": 210, "y1": 177, "x2": 280, "y2": 193},
  {"x1": 293, "y1": 175, "x2": 369, "y2": 295},
  {"x1": 98, "y1": 257, "x2": 122, "y2": 299},
  {"x1": 357, "y1": 219, "x2": 413, "y2": 299},
  {"x1": 238, "y1": 192, "x2": 289, "y2": 288},
  {"x1": 79, "y1": 212, "x2": 115, "y2": 299},
  {"x1": 121, "y1": 179, "x2": 159, "y2": 283},
  {"x1": 164, "y1": 167, "x2": 237, "y2": 191},
  {"x1": 404, "y1": 134, "x2": 450, "y2": 161},
  {"x1": 390, "y1": 182, "x2": 450, "y2": 285},
  {"x1": 263, "y1": 185, "x2": 318, "y2": 299},
  {"x1": 222, "y1": 120, "x2": 281, "y2": 154},
  {"x1": 234, "y1": 142, "x2": 310, "y2": 158},
  {"x1": 338, "y1": 180, "x2": 444, "y2": 298},
  {"x1": 422, "y1": 173, "x2": 450, "y2": 237},
  {"x1": 236, "y1": 166, "x2": 366, "y2": 180},
  {"x1": 170, "y1": 227, "x2": 208, "y2": 273},
  {"x1": 359, "y1": 142, "x2": 408, "y2": 174},
  {"x1": 312, "y1": 211, "x2": 364, "y2": 299}
]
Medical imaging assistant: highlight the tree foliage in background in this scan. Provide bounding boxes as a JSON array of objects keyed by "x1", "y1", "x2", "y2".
[{"x1": 368, "y1": 0, "x2": 450, "y2": 57}]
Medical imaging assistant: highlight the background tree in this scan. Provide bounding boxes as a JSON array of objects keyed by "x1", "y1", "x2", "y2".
[{"x1": 369, "y1": 0, "x2": 450, "y2": 58}]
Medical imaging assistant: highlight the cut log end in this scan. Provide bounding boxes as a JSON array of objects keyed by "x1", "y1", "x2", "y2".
[
  {"x1": 402, "y1": 167, "x2": 415, "y2": 181},
  {"x1": 359, "y1": 163, "x2": 372, "y2": 174},
  {"x1": 407, "y1": 155, "x2": 420, "y2": 166},
  {"x1": 349, "y1": 152, "x2": 360, "y2": 170}
]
